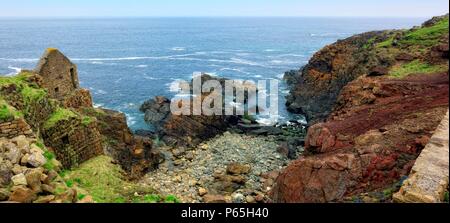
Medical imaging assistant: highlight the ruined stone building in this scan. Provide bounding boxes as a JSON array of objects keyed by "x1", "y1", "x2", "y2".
[{"x1": 34, "y1": 48, "x2": 80, "y2": 99}]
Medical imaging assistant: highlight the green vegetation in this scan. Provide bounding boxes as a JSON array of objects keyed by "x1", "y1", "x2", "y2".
[
  {"x1": 376, "y1": 36, "x2": 394, "y2": 48},
  {"x1": 0, "y1": 72, "x2": 47, "y2": 109},
  {"x1": 0, "y1": 99, "x2": 23, "y2": 121},
  {"x1": 164, "y1": 194, "x2": 180, "y2": 203},
  {"x1": 389, "y1": 60, "x2": 447, "y2": 78},
  {"x1": 62, "y1": 155, "x2": 175, "y2": 203},
  {"x1": 44, "y1": 107, "x2": 78, "y2": 129},
  {"x1": 81, "y1": 116, "x2": 94, "y2": 126},
  {"x1": 375, "y1": 17, "x2": 448, "y2": 49},
  {"x1": 400, "y1": 17, "x2": 449, "y2": 47},
  {"x1": 445, "y1": 191, "x2": 449, "y2": 203},
  {"x1": 362, "y1": 37, "x2": 377, "y2": 49}
]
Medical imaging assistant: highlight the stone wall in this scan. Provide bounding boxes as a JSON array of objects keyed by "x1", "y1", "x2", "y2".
[
  {"x1": 393, "y1": 110, "x2": 449, "y2": 203},
  {"x1": 0, "y1": 118, "x2": 34, "y2": 139},
  {"x1": 42, "y1": 117, "x2": 103, "y2": 168},
  {"x1": 34, "y1": 48, "x2": 79, "y2": 100},
  {"x1": 62, "y1": 89, "x2": 93, "y2": 109}
]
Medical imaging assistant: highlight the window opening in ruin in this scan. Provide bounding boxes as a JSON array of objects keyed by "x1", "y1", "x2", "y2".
[
  {"x1": 62, "y1": 135, "x2": 69, "y2": 144},
  {"x1": 70, "y1": 68, "x2": 77, "y2": 88}
]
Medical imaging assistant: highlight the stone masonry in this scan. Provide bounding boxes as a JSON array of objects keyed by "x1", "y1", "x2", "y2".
[
  {"x1": 34, "y1": 48, "x2": 79, "y2": 100},
  {"x1": 0, "y1": 118, "x2": 34, "y2": 139},
  {"x1": 393, "y1": 110, "x2": 449, "y2": 203}
]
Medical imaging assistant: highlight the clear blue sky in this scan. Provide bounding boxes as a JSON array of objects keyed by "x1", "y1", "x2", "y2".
[{"x1": 0, "y1": 0, "x2": 448, "y2": 17}]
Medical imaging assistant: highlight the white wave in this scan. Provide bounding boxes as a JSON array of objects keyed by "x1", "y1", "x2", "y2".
[
  {"x1": 5, "y1": 66, "x2": 22, "y2": 76},
  {"x1": 0, "y1": 58, "x2": 38, "y2": 62},
  {"x1": 264, "y1": 49, "x2": 277, "y2": 52},
  {"x1": 235, "y1": 53, "x2": 250, "y2": 56},
  {"x1": 270, "y1": 59, "x2": 299, "y2": 65},
  {"x1": 276, "y1": 73, "x2": 285, "y2": 79},
  {"x1": 220, "y1": 67, "x2": 250, "y2": 75},
  {"x1": 136, "y1": 65, "x2": 148, "y2": 68},
  {"x1": 171, "y1": 47, "x2": 186, "y2": 51},
  {"x1": 96, "y1": 90, "x2": 107, "y2": 95},
  {"x1": 125, "y1": 114, "x2": 136, "y2": 126},
  {"x1": 93, "y1": 103, "x2": 104, "y2": 108},
  {"x1": 253, "y1": 75, "x2": 263, "y2": 78},
  {"x1": 166, "y1": 80, "x2": 184, "y2": 92},
  {"x1": 72, "y1": 57, "x2": 155, "y2": 61},
  {"x1": 310, "y1": 33, "x2": 350, "y2": 37},
  {"x1": 270, "y1": 54, "x2": 305, "y2": 58},
  {"x1": 90, "y1": 61, "x2": 104, "y2": 64},
  {"x1": 256, "y1": 117, "x2": 278, "y2": 126},
  {"x1": 143, "y1": 76, "x2": 160, "y2": 80}
]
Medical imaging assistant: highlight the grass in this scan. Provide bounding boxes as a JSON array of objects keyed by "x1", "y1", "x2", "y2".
[
  {"x1": 389, "y1": 60, "x2": 448, "y2": 78},
  {"x1": 376, "y1": 36, "x2": 395, "y2": 48},
  {"x1": 44, "y1": 107, "x2": 78, "y2": 129},
  {"x1": 400, "y1": 17, "x2": 449, "y2": 47},
  {"x1": 81, "y1": 116, "x2": 95, "y2": 127},
  {"x1": 0, "y1": 72, "x2": 48, "y2": 116},
  {"x1": 63, "y1": 155, "x2": 176, "y2": 203},
  {"x1": 0, "y1": 99, "x2": 23, "y2": 121}
]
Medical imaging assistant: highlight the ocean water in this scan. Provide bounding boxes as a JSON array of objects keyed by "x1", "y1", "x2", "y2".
[{"x1": 0, "y1": 17, "x2": 425, "y2": 130}]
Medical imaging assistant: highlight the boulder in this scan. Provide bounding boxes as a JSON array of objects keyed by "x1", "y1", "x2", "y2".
[
  {"x1": 24, "y1": 168, "x2": 43, "y2": 192},
  {"x1": 226, "y1": 163, "x2": 251, "y2": 175},
  {"x1": 27, "y1": 152, "x2": 47, "y2": 167},
  {"x1": 11, "y1": 173, "x2": 27, "y2": 186},
  {"x1": 8, "y1": 186, "x2": 36, "y2": 203},
  {"x1": 0, "y1": 162, "x2": 13, "y2": 187}
]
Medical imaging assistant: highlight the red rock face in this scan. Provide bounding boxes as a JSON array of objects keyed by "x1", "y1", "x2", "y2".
[{"x1": 271, "y1": 72, "x2": 449, "y2": 203}]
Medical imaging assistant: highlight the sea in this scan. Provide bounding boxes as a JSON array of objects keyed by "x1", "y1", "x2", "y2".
[{"x1": 0, "y1": 17, "x2": 425, "y2": 130}]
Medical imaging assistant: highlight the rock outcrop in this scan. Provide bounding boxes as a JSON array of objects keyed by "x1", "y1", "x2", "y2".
[
  {"x1": 285, "y1": 14, "x2": 449, "y2": 125},
  {"x1": 140, "y1": 74, "x2": 257, "y2": 147},
  {"x1": 272, "y1": 15, "x2": 449, "y2": 203}
]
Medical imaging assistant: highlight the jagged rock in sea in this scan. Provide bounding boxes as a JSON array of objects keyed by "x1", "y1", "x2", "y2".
[
  {"x1": 272, "y1": 15, "x2": 449, "y2": 203},
  {"x1": 139, "y1": 74, "x2": 261, "y2": 147}
]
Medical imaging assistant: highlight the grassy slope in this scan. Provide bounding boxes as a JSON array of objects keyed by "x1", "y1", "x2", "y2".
[
  {"x1": 62, "y1": 155, "x2": 179, "y2": 203},
  {"x1": 370, "y1": 16, "x2": 449, "y2": 78}
]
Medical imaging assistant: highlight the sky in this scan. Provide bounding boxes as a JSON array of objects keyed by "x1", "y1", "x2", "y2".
[{"x1": 0, "y1": 0, "x2": 448, "y2": 18}]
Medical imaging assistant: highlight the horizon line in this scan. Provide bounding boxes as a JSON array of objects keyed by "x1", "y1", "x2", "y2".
[{"x1": 0, "y1": 15, "x2": 433, "y2": 19}]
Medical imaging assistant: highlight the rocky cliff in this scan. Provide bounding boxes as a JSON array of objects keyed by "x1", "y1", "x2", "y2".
[{"x1": 272, "y1": 15, "x2": 449, "y2": 202}]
